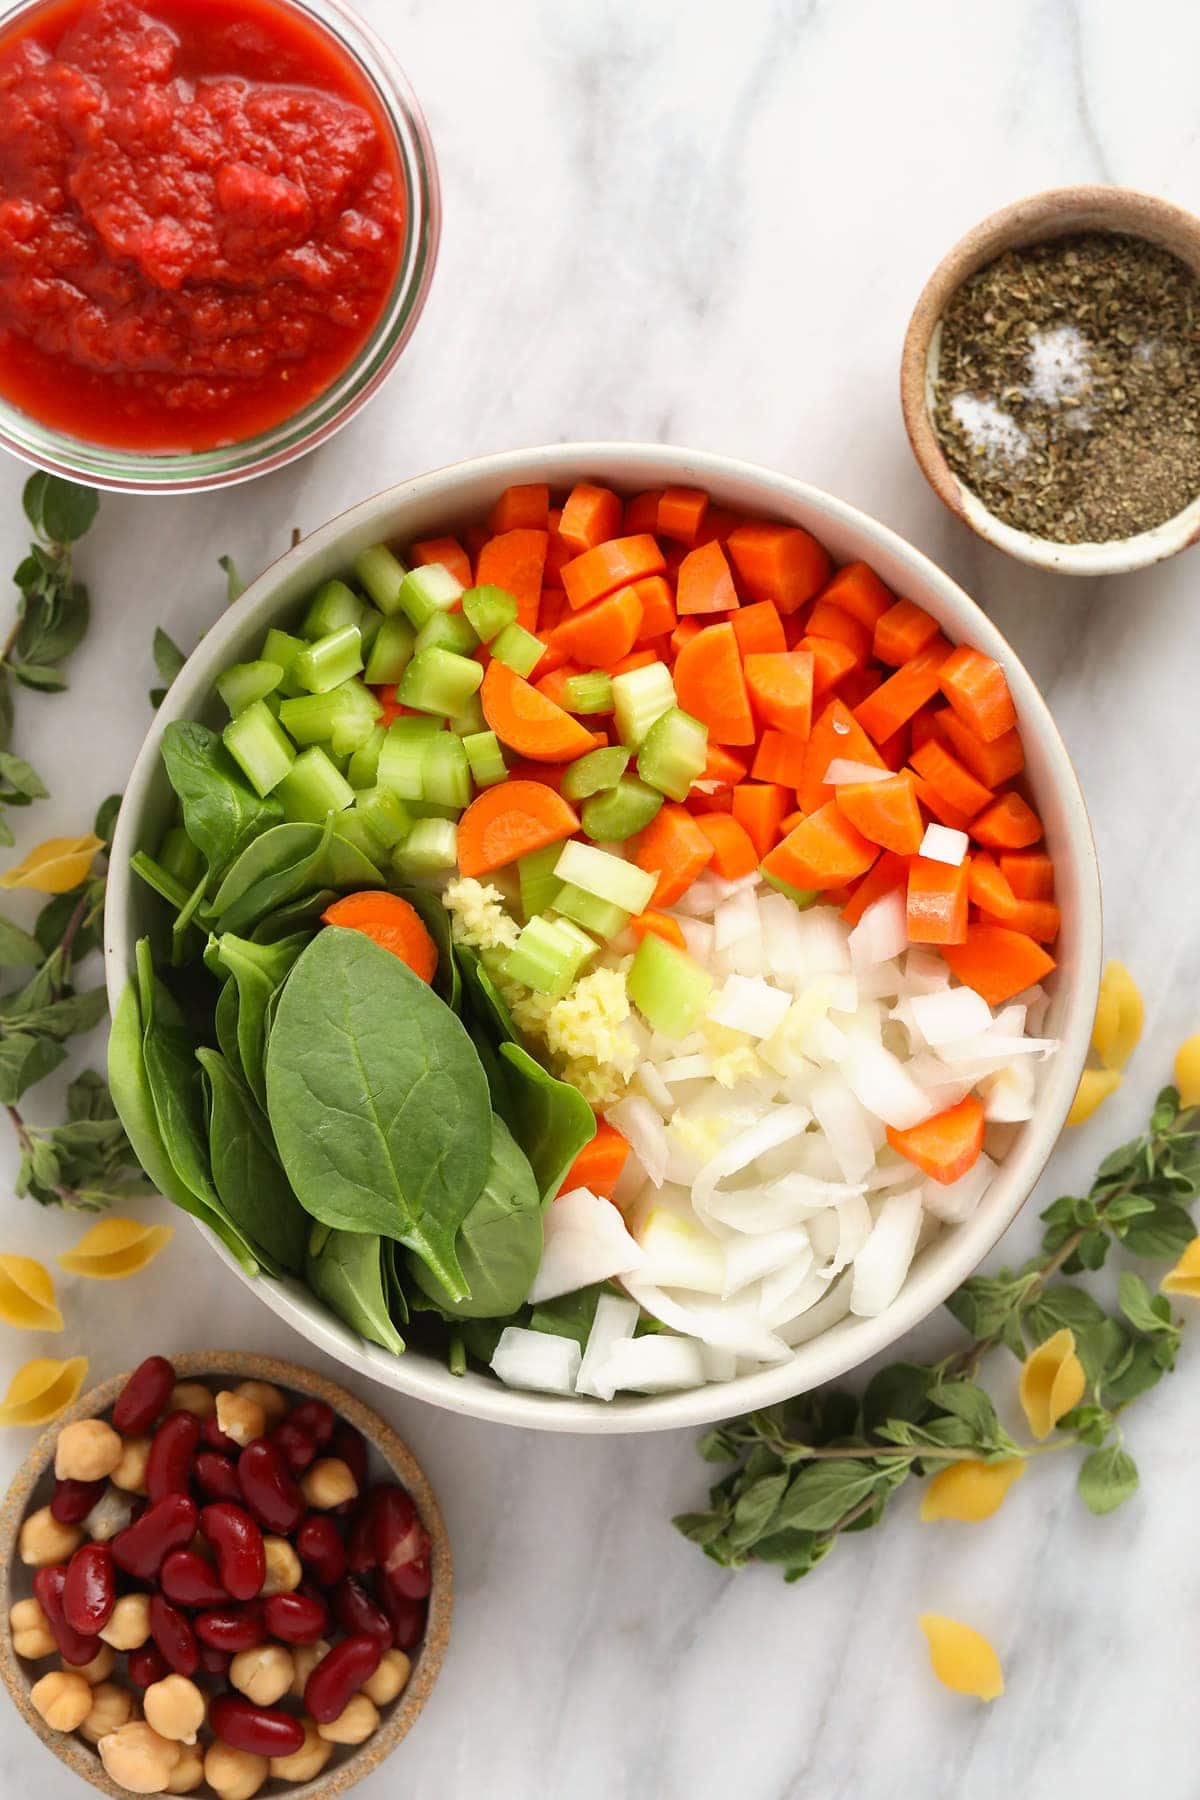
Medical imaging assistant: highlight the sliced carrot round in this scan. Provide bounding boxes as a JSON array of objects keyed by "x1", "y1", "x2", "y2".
[
  {"x1": 322, "y1": 892, "x2": 438, "y2": 983},
  {"x1": 673, "y1": 620, "x2": 755, "y2": 746},
  {"x1": 481, "y1": 659, "x2": 597, "y2": 762},
  {"x1": 457, "y1": 780, "x2": 580, "y2": 878}
]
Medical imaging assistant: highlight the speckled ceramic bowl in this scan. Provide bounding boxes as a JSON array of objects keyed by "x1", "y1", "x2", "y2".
[{"x1": 0, "y1": 1352, "x2": 451, "y2": 1799}]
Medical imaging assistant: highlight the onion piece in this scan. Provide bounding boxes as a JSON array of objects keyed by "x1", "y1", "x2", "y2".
[
  {"x1": 636, "y1": 1207, "x2": 726, "y2": 1293},
  {"x1": 849, "y1": 1190, "x2": 923, "y2": 1317},
  {"x1": 721, "y1": 1228, "x2": 812, "y2": 1296},
  {"x1": 606, "y1": 1095, "x2": 668, "y2": 1186},
  {"x1": 529, "y1": 1187, "x2": 644, "y2": 1303},
  {"x1": 909, "y1": 986, "x2": 993, "y2": 1045},
  {"x1": 923, "y1": 1152, "x2": 996, "y2": 1224},
  {"x1": 779, "y1": 1269, "x2": 853, "y2": 1344},
  {"x1": 919, "y1": 822, "x2": 969, "y2": 865},
  {"x1": 576, "y1": 1294, "x2": 641, "y2": 1400},
  {"x1": 598, "y1": 1334, "x2": 707, "y2": 1394},
  {"x1": 902, "y1": 947, "x2": 951, "y2": 993},
  {"x1": 678, "y1": 917, "x2": 714, "y2": 963},
  {"x1": 701, "y1": 1344, "x2": 738, "y2": 1382},
  {"x1": 809, "y1": 1074, "x2": 876, "y2": 1182},
  {"x1": 491, "y1": 1327, "x2": 581, "y2": 1394},
  {"x1": 709, "y1": 974, "x2": 792, "y2": 1039},
  {"x1": 848, "y1": 890, "x2": 908, "y2": 968},
  {"x1": 634, "y1": 1061, "x2": 675, "y2": 1115},
  {"x1": 691, "y1": 1102, "x2": 812, "y2": 1216},
  {"x1": 979, "y1": 1059, "x2": 1036, "y2": 1122},
  {"x1": 842, "y1": 1041, "x2": 935, "y2": 1130},
  {"x1": 824, "y1": 757, "x2": 892, "y2": 784},
  {"x1": 621, "y1": 1272, "x2": 792, "y2": 1361},
  {"x1": 657, "y1": 1053, "x2": 714, "y2": 1084},
  {"x1": 757, "y1": 892, "x2": 810, "y2": 982},
  {"x1": 706, "y1": 1169, "x2": 865, "y2": 1233},
  {"x1": 713, "y1": 887, "x2": 760, "y2": 950}
]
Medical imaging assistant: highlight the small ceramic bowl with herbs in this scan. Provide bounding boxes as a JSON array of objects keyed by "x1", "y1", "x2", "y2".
[
  {"x1": 901, "y1": 185, "x2": 1200, "y2": 575},
  {"x1": 0, "y1": 1350, "x2": 451, "y2": 1799}
]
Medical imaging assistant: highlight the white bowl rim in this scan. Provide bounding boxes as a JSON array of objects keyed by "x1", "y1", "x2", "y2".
[{"x1": 104, "y1": 440, "x2": 1103, "y2": 1434}]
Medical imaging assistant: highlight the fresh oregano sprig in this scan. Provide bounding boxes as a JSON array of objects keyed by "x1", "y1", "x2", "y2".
[{"x1": 674, "y1": 1085, "x2": 1200, "y2": 1578}]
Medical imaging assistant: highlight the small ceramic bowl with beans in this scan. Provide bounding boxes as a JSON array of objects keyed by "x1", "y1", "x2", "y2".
[{"x1": 0, "y1": 1351, "x2": 451, "y2": 1798}]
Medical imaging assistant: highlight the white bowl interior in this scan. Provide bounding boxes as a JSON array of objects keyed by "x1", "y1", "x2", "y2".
[{"x1": 104, "y1": 443, "x2": 1102, "y2": 1433}]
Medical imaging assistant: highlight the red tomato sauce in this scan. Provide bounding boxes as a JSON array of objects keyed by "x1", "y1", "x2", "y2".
[{"x1": 0, "y1": 0, "x2": 407, "y2": 452}]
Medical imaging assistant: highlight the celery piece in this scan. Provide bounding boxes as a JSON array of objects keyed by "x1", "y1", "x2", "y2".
[
  {"x1": 561, "y1": 746, "x2": 631, "y2": 802},
  {"x1": 398, "y1": 647, "x2": 484, "y2": 718},
  {"x1": 761, "y1": 867, "x2": 820, "y2": 909},
  {"x1": 502, "y1": 914, "x2": 595, "y2": 999},
  {"x1": 346, "y1": 724, "x2": 386, "y2": 790},
  {"x1": 354, "y1": 543, "x2": 408, "y2": 616},
  {"x1": 279, "y1": 678, "x2": 379, "y2": 747},
  {"x1": 397, "y1": 563, "x2": 464, "y2": 630},
  {"x1": 378, "y1": 715, "x2": 440, "y2": 800},
  {"x1": 330, "y1": 709, "x2": 382, "y2": 757},
  {"x1": 637, "y1": 706, "x2": 708, "y2": 802},
  {"x1": 416, "y1": 610, "x2": 479, "y2": 658},
  {"x1": 331, "y1": 811, "x2": 385, "y2": 862},
  {"x1": 274, "y1": 745, "x2": 356, "y2": 824},
  {"x1": 463, "y1": 730, "x2": 508, "y2": 788},
  {"x1": 554, "y1": 839, "x2": 656, "y2": 913},
  {"x1": 490, "y1": 623, "x2": 544, "y2": 679},
  {"x1": 406, "y1": 800, "x2": 459, "y2": 820},
  {"x1": 581, "y1": 777, "x2": 663, "y2": 843},
  {"x1": 518, "y1": 844, "x2": 564, "y2": 920},
  {"x1": 462, "y1": 584, "x2": 518, "y2": 643},
  {"x1": 627, "y1": 931, "x2": 713, "y2": 1038},
  {"x1": 423, "y1": 732, "x2": 472, "y2": 810},
  {"x1": 131, "y1": 850, "x2": 193, "y2": 913},
  {"x1": 223, "y1": 700, "x2": 295, "y2": 797},
  {"x1": 612, "y1": 662, "x2": 676, "y2": 746},
  {"x1": 363, "y1": 615, "x2": 415, "y2": 685},
  {"x1": 217, "y1": 660, "x2": 284, "y2": 717},
  {"x1": 563, "y1": 671, "x2": 615, "y2": 715},
  {"x1": 359, "y1": 609, "x2": 382, "y2": 658},
  {"x1": 449, "y1": 691, "x2": 487, "y2": 736},
  {"x1": 394, "y1": 818, "x2": 457, "y2": 876},
  {"x1": 356, "y1": 785, "x2": 413, "y2": 851},
  {"x1": 294, "y1": 624, "x2": 364, "y2": 695},
  {"x1": 302, "y1": 578, "x2": 365, "y2": 640},
  {"x1": 553, "y1": 881, "x2": 629, "y2": 940},
  {"x1": 158, "y1": 824, "x2": 203, "y2": 891},
  {"x1": 261, "y1": 628, "x2": 308, "y2": 697}
]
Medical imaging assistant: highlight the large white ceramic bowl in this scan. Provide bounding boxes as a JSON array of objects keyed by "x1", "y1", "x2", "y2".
[{"x1": 105, "y1": 443, "x2": 1102, "y2": 1433}]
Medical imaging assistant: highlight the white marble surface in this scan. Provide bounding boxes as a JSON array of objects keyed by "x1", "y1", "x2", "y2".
[{"x1": 3, "y1": 1, "x2": 1200, "y2": 1794}]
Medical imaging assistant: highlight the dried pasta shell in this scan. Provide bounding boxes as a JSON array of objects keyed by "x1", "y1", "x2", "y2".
[
  {"x1": 1067, "y1": 1067, "x2": 1121, "y2": 1127},
  {"x1": 918, "y1": 1614, "x2": 1004, "y2": 1701},
  {"x1": 1173, "y1": 1034, "x2": 1200, "y2": 1110},
  {"x1": 0, "y1": 1356, "x2": 88, "y2": 1426},
  {"x1": 0, "y1": 1254, "x2": 63, "y2": 1331},
  {"x1": 1090, "y1": 961, "x2": 1143, "y2": 1072},
  {"x1": 0, "y1": 832, "x2": 104, "y2": 894},
  {"x1": 919, "y1": 1458, "x2": 1025, "y2": 1524},
  {"x1": 1161, "y1": 1238, "x2": 1200, "y2": 1300},
  {"x1": 1018, "y1": 1327, "x2": 1085, "y2": 1440},
  {"x1": 58, "y1": 1218, "x2": 174, "y2": 1281}
]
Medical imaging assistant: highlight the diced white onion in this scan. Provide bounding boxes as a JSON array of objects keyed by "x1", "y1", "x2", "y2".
[
  {"x1": 599, "y1": 1334, "x2": 708, "y2": 1393},
  {"x1": 902, "y1": 947, "x2": 951, "y2": 993},
  {"x1": 919, "y1": 823, "x2": 969, "y2": 865},
  {"x1": 634, "y1": 1061, "x2": 675, "y2": 1114},
  {"x1": 529, "y1": 1187, "x2": 644, "y2": 1302},
  {"x1": 848, "y1": 889, "x2": 908, "y2": 968},
  {"x1": 700, "y1": 1344, "x2": 738, "y2": 1382},
  {"x1": 708, "y1": 974, "x2": 792, "y2": 1039},
  {"x1": 849, "y1": 1190, "x2": 923, "y2": 1317},
  {"x1": 824, "y1": 757, "x2": 892, "y2": 785},
  {"x1": 922, "y1": 1152, "x2": 997, "y2": 1224},
  {"x1": 576, "y1": 1294, "x2": 641, "y2": 1400},
  {"x1": 842, "y1": 1041, "x2": 935, "y2": 1131},
  {"x1": 979, "y1": 1060, "x2": 1036, "y2": 1121},
  {"x1": 636, "y1": 1208, "x2": 726, "y2": 1293},
  {"x1": 491, "y1": 1327, "x2": 581, "y2": 1394},
  {"x1": 692, "y1": 1103, "x2": 812, "y2": 1216},
  {"x1": 621, "y1": 1273, "x2": 792, "y2": 1361},
  {"x1": 721, "y1": 1228, "x2": 812, "y2": 1295},
  {"x1": 909, "y1": 986, "x2": 993, "y2": 1045},
  {"x1": 713, "y1": 888, "x2": 761, "y2": 950},
  {"x1": 678, "y1": 917, "x2": 714, "y2": 963},
  {"x1": 657, "y1": 1054, "x2": 714, "y2": 1084},
  {"x1": 606, "y1": 1095, "x2": 668, "y2": 1186},
  {"x1": 809, "y1": 1075, "x2": 877, "y2": 1182},
  {"x1": 779, "y1": 1270, "x2": 853, "y2": 1344}
]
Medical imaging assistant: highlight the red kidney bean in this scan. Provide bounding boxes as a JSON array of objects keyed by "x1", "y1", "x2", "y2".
[
  {"x1": 330, "y1": 1423, "x2": 367, "y2": 1510},
  {"x1": 270, "y1": 1416, "x2": 318, "y2": 1476},
  {"x1": 112, "y1": 1355, "x2": 176, "y2": 1436},
  {"x1": 194, "y1": 1451, "x2": 241, "y2": 1504},
  {"x1": 200, "y1": 1502, "x2": 265, "y2": 1601},
  {"x1": 332, "y1": 1575, "x2": 391, "y2": 1647},
  {"x1": 127, "y1": 1644, "x2": 169, "y2": 1688},
  {"x1": 51, "y1": 1476, "x2": 107, "y2": 1526},
  {"x1": 62, "y1": 1542, "x2": 116, "y2": 1636},
  {"x1": 381, "y1": 1582, "x2": 427, "y2": 1652},
  {"x1": 149, "y1": 1593, "x2": 199, "y2": 1677},
  {"x1": 160, "y1": 1549, "x2": 231, "y2": 1609},
  {"x1": 197, "y1": 1642, "x2": 232, "y2": 1679},
  {"x1": 202, "y1": 1414, "x2": 237, "y2": 1454},
  {"x1": 262, "y1": 1590, "x2": 328, "y2": 1644},
  {"x1": 111, "y1": 1493, "x2": 198, "y2": 1581},
  {"x1": 194, "y1": 1602, "x2": 267, "y2": 1654},
  {"x1": 209, "y1": 1694, "x2": 305, "y2": 1758},
  {"x1": 237, "y1": 1438, "x2": 305, "y2": 1534},
  {"x1": 346, "y1": 1501, "x2": 378, "y2": 1575},
  {"x1": 374, "y1": 1484, "x2": 428, "y2": 1573},
  {"x1": 387, "y1": 1546, "x2": 432, "y2": 1600},
  {"x1": 33, "y1": 1566, "x2": 100, "y2": 1666},
  {"x1": 145, "y1": 1411, "x2": 201, "y2": 1503},
  {"x1": 304, "y1": 1633, "x2": 382, "y2": 1725},
  {"x1": 288, "y1": 1398, "x2": 334, "y2": 1448},
  {"x1": 295, "y1": 1514, "x2": 346, "y2": 1588}
]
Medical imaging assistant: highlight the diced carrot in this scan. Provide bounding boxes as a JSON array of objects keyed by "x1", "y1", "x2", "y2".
[
  {"x1": 662, "y1": 541, "x2": 689, "y2": 579},
  {"x1": 877, "y1": 722, "x2": 910, "y2": 772},
  {"x1": 696, "y1": 506, "x2": 744, "y2": 545},
  {"x1": 971, "y1": 791, "x2": 1043, "y2": 850},
  {"x1": 557, "y1": 484, "x2": 623, "y2": 555},
  {"x1": 671, "y1": 616, "x2": 702, "y2": 658},
  {"x1": 629, "y1": 910, "x2": 687, "y2": 951},
  {"x1": 800, "y1": 634, "x2": 858, "y2": 699},
  {"x1": 837, "y1": 666, "x2": 882, "y2": 711},
  {"x1": 411, "y1": 536, "x2": 472, "y2": 588},
  {"x1": 657, "y1": 487, "x2": 710, "y2": 545},
  {"x1": 465, "y1": 523, "x2": 489, "y2": 566},
  {"x1": 805, "y1": 600, "x2": 870, "y2": 666},
  {"x1": 374, "y1": 685, "x2": 405, "y2": 728},
  {"x1": 730, "y1": 600, "x2": 786, "y2": 657},
  {"x1": 543, "y1": 514, "x2": 572, "y2": 590},
  {"x1": 727, "y1": 522, "x2": 831, "y2": 613},
  {"x1": 695, "y1": 813, "x2": 759, "y2": 879},
  {"x1": 673, "y1": 620, "x2": 755, "y2": 746},
  {"x1": 687, "y1": 787, "x2": 733, "y2": 816},
  {"x1": 476, "y1": 529, "x2": 549, "y2": 631},
  {"x1": 968, "y1": 856, "x2": 1059, "y2": 941},
  {"x1": 634, "y1": 804, "x2": 714, "y2": 906},
  {"x1": 939, "y1": 645, "x2": 1017, "y2": 744},
  {"x1": 840, "y1": 849, "x2": 908, "y2": 926},
  {"x1": 489, "y1": 484, "x2": 550, "y2": 534},
  {"x1": 887, "y1": 1096, "x2": 985, "y2": 1186},
  {"x1": 534, "y1": 662, "x2": 581, "y2": 708},
  {"x1": 504, "y1": 759, "x2": 568, "y2": 792},
  {"x1": 798, "y1": 697, "x2": 886, "y2": 814},
  {"x1": 481, "y1": 660, "x2": 597, "y2": 762},
  {"x1": 551, "y1": 585, "x2": 643, "y2": 670},
  {"x1": 529, "y1": 636, "x2": 566, "y2": 678},
  {"x1": 561, "y1": 535, "x2": 666, "y2": 612},
  {"x1": 762, "y1": 801, "x2": 880, "y2": 891},
  {"x1": 836, "y1": 771, "x2": 924, "y2": 856},
  {"x1": 999, "y1": 851, "x2": 1055, "y2": 901},
  {"x1": 744, "y1": 650, "x2": 814, "y2": 738},
  {"x1": 751, "y1": 729, "x2": 809, "y2": 787},
  {"x1": 623, "y1": 490, "x2": 664, "y2": 534},
  {"x1": 731, "y1": 783, "x2": 792, "y2": 859},
  {"x1": 941, "y1": 924, "x2": 1055, "y2": 1005},
  {"x1": 817, "y1": 561, "x2": 894, "y2": 630},
  {"x1": 322, "y1": 892, "x2": 438, "y2": 984},
  {"x1": 1001, "y1": 898, "x2": 1060, "y2": 943},
  {"x1": 559, "y1": 1121, "x2": 629, "y2": 1201},
  {"x1": 456, "y1": 780, "x2": 580, "y2": 878},
  {"x1": 612, "y1": 648, "x2": 658, "y2": 674},
  {"x1": 853, "y1": 636, "x2": 952, "y2": 743},
  {"x1": 936, "y1": 710, "x2": 1025, "y2": 787},
  {"x1": 633, "y1": 575, "x2": 677, "y2": 642},
  {"x1": 908, "y1": 770, "x2": 973, "y2": 834},
  {"x1": 780, "y1": 808, "x2": 805, "y2": 834},
  {"x1": 873, "y1": 598, "x2": 940, "y2": 666},
  {"x1": 910, "y1": 738, "x2": 993, "y2": 819},
  {"x1": 907, "y1": 856, "x2": 969, "y2": 944},
  {"x1": 676, "y1": 539, "x2": 738, "y2": 616},
  {"x1": 910, "y1": 707, "x2": 941, "y2": 753},
  {"x1": 699, "y1": 744, "x2": 748, "y2": 790}
]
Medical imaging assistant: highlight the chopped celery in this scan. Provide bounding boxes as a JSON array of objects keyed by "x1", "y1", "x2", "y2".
[
  {"x1": 223, "y1": 700, "x2": 295, "y2": 797},
  {"x1": 331, "y1": 811, "x2": 385, "y2": 862},
  {"x1": 359, "y1": 609, "x2": 382, "y2": 657},
  {"x1": 377, "y1": 715, "x2": 440, "y2": 800},
  {"x1": 395, "y1": 818, "x2": 457, "y2": 876},
  {"x1": 330, "y1": 708, "x2": 383, "y2": 756},
  {"x1": 581, "y1": 777, "x2": 663, "y2": 843},
  {"x1": 612, "y1": 662, "x2": 676, "y2": 746},
  {"x1": 131, "y1": 850, "x2": 193, "y2": 913},
  {"x1": 761, "y1": 867, "x2": 820, "y2": 909},
  {"x1": 637, "y1": 706, "x2": 708, "y2": 802},
  {"x1": 397, "y1": 563, "x2": 463, "y2": 630},
  {"x1": 158, "y1": 825, "x2": 203, "y2": 890},
  {"x1": 561, "y1": 746, "x2": 631, "y2": 801},
  {"x1": 398, "y1": 647, "x2": 484, "y2": 717},
  {"x1": 302, "y1": 579, "x2": 365, "y2": 640},
  {"x1": 462, "y1": 584, "x2": 518, "y2": 643},
  {"x1": 490, "y1": 622, "x2": 544, "y2": 678},
  {"x1": 423, "y1": 732, "x2": 472, "y2": 809},
  {"x1": 363, "y1": 615, "x2": 415, "y2": 685},
  {"x1": 518, "y1": 844, "x2": 563, "y2": 920},
  {"x1": 553, "y1": 881, "x2": 629, "y2": 940},
  {"x1": 463, "y1": 729, "x2": 507, "y2": 788},
  {"x1": 353, "y1": 544, "x2": 408, "y2": 616},
  {"x1": 502, "y1": 914, "x2": 596, "y2": 998},
  {"x1": 554, "y1": 839, "x2": 656, "y2": 913},
  {"x1": 563, "y1": 671, "x2": 615, "y2": 714},
  {"x1": 449, "y1": 691, "x2": 487, "y2": 736},
  {"x1": 261, "y1": 628, "x2": 307, "y2": 697},
  {"x1": 274, "y1": 746, "x2": 355, "y2": 823},
  {"x1": 217, "y1": 660, "x2": 283, "y2": 716},
  {"x1": 415, "y1": 610, "x2": 479, "y2": 658},
  {"x1": 346, "y1": 724, "x2": 386, "y2": 790},
  {"x1": 407, "y1": 799, "x2": 459, "y2": 819},
  {"x1": 279, "y1": 678, "x2": 380, "y2": 747},
  {"x1": 294, "y1": 624, "x2": 364, "y2": 695},
  {"x1": 627, "y1": 931, "x2": 713, "y2": 1037},
  {"x1": 356, "y1": 786, "x2": 412, "y2": 851}
]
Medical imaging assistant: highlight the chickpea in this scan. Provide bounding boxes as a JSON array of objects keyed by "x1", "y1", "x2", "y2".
[
  {"x1": 364, "y1": 1647, "x2": 412, "y2": 1707},
  {"x1": 259, "y1": 1535, "x2": 301, "y2": 1597},
  {"x1": 73, "y1": 1642, "x2": 118, "y2": 1685},
  {"x1": 19, "y1": 1505, "x2": 83, "y2": 1567},
  {"x1": 214, "y1": 1390, "x2": 265, "y2": 1449},
  {"x1": 84, "y1": 1487, "x2": 136, "y2": 1543},
  {"x1": 55, "y1": 1418, "x2": 123, "y2": 1483},
  {"x1": 78, "y1": 1680, "x2": 135, "y2": 1744},
  {"x1": 30, "y1": 1669, "x2": 94, "y2": 1732},
  {"x1": 300, "y1": 1456, "x2": 358, "y2": 1510},
  {"x1": 230, "y1": 1642, "x2": 294, "y2": 1708},
  {"x1": 317, "y1": 1691, "x2": 379, "y2": 1746},
  {"x1": 203, "y1": 1741, "x2": 268, "y2": 1800},
  {"x1": 165, "y1": 1746, "x2": 205, "y2": 1794},
  {"x1": 268, "y1": 1718, "x2": 331, "y2": 1782},
  {"x1": 233, "y1": 1380, "x2": 288, "y2": 1426},
  {"x1": 289, "y1": 1638, "x2": 330, "y2": 1699},
  {"x1": 9, "y1": 1596, "x2": 56, "y2": 1660},
  {"x1": 100, "y1": 1592, "x2": 152, "y2": 1651},
  {"x1": 143, "y1": 1673, "x2": 206, "y2": 1745},
  {"x1": 169, "y1": 1382, "x2": 215, "y2": 1421},
  {"x1": 111, "y1": 1435, "x2": 152, "y2": 1493},
  {"x1": 99, "y1": 1720, "x2": 182, "y2": 1794}
]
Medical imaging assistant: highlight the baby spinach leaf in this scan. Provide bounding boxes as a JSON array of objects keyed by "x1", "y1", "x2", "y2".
[
  {"x1": 161, "y1": 721, "x2": 281, "y2": 887},
  {"x1": 251, "y1": 889, "x2": 338, "y2": 944},
  {"x1": 406, "y1": 1114, "x2": 542, "y2": 1319},
  {"x1": 467, "y1": 1021, "x2": 519, "y2": 1134},
  {"x1": 382, "y1": 1239, "x2": 410, "y2": 1327},
  {"x1": 214, "y1": 977, "x2": 241, "y2": 1073},
  {"x1": 306, "y1": 1224, "x2": 406, "y2": 1355},
  {"x1": 197, "y1": 1049, "x2": 307, "y2": 1276},
  {"x1": 265, "y1": 928, "x2": 491, "y2": 1302},
  {"x1": 499, "y1": 1042, "x2": 595, "y2": 1205},
  {"x1": 136, "y1": 938, "x2": 221, "y2": 1216},
  {"x1": 400, "y1": 885, "x2": 461, "y2": 1012},
  {"x1": 456, "y1": 943, "x2": 517, "y2": 1042},
  {"x1": 212, "y1": 931, "x2": 309, "y2": 1109},
  {"x1": 528, "y1": 1282, "x2": 609, "y2": 1349},
  {"x1": 214, "y1": 818, "x2": 382, "y2": 936}
]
